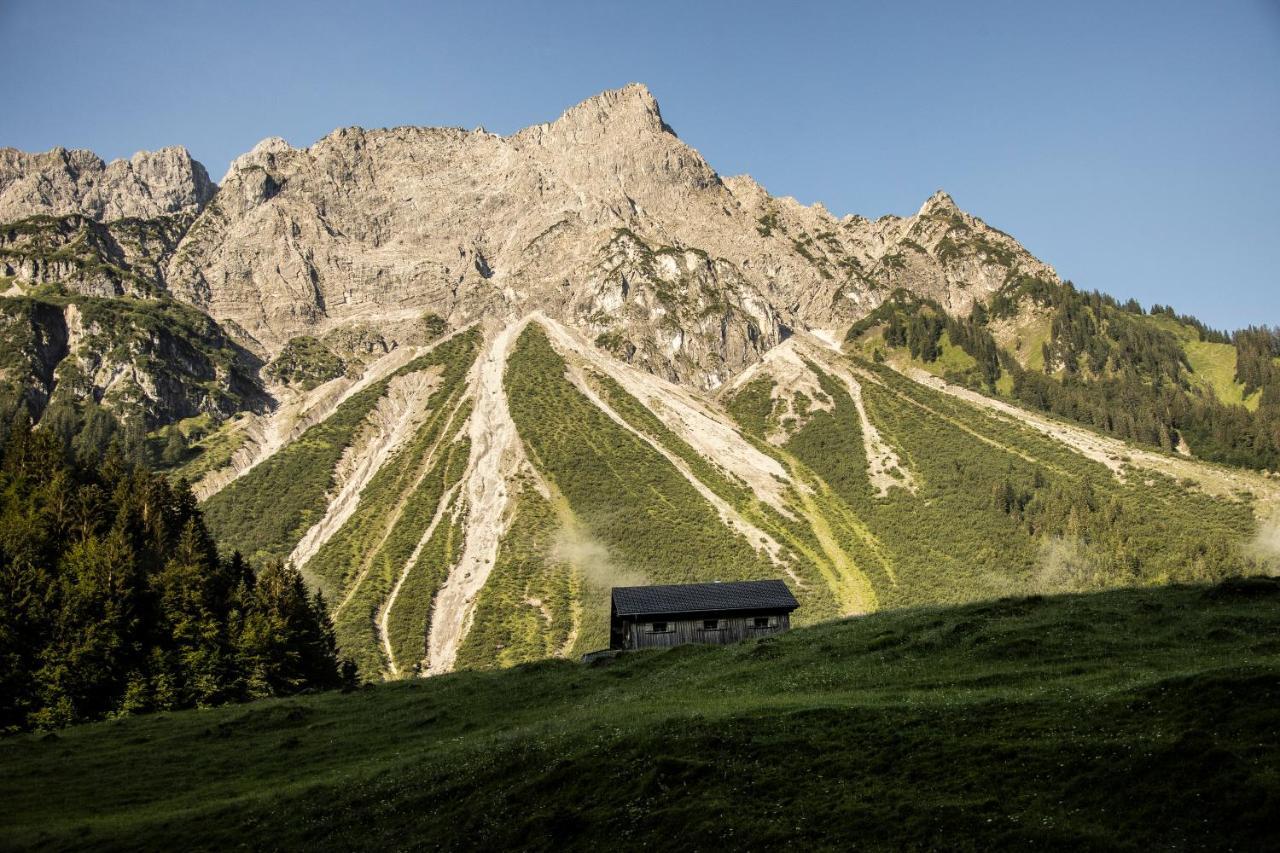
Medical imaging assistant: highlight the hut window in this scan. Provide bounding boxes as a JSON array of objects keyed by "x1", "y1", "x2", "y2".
[
  {"x1": 647, "y1": 621, "x2": 671, "y2": 633},
  {"x1": 753, "y1": 616, "x2": 776, "y2": 628},
  {"x1": 702, "y1": 619, "x2": 723, "y2": 631}
]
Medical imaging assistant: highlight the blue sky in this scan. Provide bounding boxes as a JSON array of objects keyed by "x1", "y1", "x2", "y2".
[{"x1": 2, "y1": 0, "x2": 1277, "y2": 329}]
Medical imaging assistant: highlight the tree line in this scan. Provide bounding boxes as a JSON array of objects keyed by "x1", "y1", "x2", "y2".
[
  {"x1": 0, "y1": 415, "x2": 353, "y2": 732},
  {"x1": 857, "y1": 281, "x2": 1280, "y2": 471}
]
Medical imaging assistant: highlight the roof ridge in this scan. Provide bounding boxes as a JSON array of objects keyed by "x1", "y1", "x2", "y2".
[{"x1": 611, "y1": 579, "x2": 798, "y2": 617}]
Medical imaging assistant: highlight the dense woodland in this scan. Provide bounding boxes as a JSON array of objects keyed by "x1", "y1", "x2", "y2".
[
  {"x1": 852, "y1": 280, "x2": 1280, "y2": 471},
  {"x1": 0, "y1": 417, "x2": 350, "y2": 732}
]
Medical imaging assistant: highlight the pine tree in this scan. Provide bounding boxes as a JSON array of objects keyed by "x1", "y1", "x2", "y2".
[{"x1": 0, "y1": 423, "x2": 348, "y2": 731}]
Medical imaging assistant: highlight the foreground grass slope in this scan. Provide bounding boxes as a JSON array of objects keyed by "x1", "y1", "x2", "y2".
[{"x1": 4, "y1": 580, "x2": 1278, "y2": 851}]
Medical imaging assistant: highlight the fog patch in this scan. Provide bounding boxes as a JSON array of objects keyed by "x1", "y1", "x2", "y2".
[
  {"x1": 1243, "y1": 516, "x2": 1280, "y2": 577},
  {"x1": 551, "y1": 526, "x2": 646, "y2": 589},
  {"x1": 1033, "y1": 536, "x2": 1104, "y2": 594}
]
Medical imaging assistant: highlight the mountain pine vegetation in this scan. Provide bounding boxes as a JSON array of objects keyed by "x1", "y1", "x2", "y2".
[
  {"x1": 504, "y1": 324, "x2": 780, "y2": 651},
  {"x1": 0, "y1": 417, "x2": 349, "y2": 733},
  {"x1": 849, "y1": 279, "x2": 1280, "y2": 470},
  {"x1": 201, "y1": 329, "x2": 480, "y2": 568},
  {"x1": 727, "y1": 350, "x2": 1261, "y2": 609}
]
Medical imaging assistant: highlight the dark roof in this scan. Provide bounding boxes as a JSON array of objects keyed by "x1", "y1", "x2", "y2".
[{"x1": 611, "y1": 580, "x2": 799, "y2": 617}]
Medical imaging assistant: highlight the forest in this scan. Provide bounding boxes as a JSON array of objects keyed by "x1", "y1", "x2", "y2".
[
  {"x1": 850, "y1": 280, "x2": 1280, "y2": 470},
  {"x1": 0, "y1": 416, "x2": 350, "y2": 732}
]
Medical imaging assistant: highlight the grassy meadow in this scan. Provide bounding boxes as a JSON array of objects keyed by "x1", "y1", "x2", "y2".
[{"x1": 3, "y1": 579, "x2": 1278, "y2": 850}]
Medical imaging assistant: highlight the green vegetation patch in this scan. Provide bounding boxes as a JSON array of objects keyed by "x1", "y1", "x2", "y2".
[
  {"x1": 266, "y1": 336, "x2": 345, "y2": 390},
  {"x1": 3, "y1": 581, "x2": 1278, "y2": 849},
  {"x1": 201, "y1": 330, "x2": 479, "y2": 567},
  {"x1": 505, "y1": 324, "x2": 777, "y2": 651},
  {"x1": 456, "y1": 480, "x2": 577, "y2": 670},
  {"x1": 384, "y1": 499, "x2": 466, "y2": 674}
]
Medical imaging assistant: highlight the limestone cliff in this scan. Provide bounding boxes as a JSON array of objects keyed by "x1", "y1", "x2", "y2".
[
  {"x1": 0, "y1": 146, "x2": 216, "y2": 222},
  {"x1": 163, "y1": 84, "x2": 1056, "y2": 388},
  {"x1": 0, "y1": 83, "x2": 1058, "y2": 405}
]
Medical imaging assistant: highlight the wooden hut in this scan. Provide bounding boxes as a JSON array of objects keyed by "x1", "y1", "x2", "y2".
[{"x1": 608, "y1": 579, "x2": 799, "y2": 651}]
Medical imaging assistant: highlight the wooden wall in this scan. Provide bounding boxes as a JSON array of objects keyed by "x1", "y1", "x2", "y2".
[{"x1": 624, "y1": 613, "x2": 791, "y2": 650}]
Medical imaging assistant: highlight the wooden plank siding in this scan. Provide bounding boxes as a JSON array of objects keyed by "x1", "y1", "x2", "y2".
[{"x1": 622, "y1": 613, "x2": 792, "y2": 650}]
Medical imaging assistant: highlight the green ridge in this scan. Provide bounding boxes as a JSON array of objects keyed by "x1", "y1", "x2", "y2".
[
  {"x1": 201, "y1": 329, "x2": 479, "y2": 568},
  {"x1": 505, "y1": 324, "x2": 779, "y2": 650}
]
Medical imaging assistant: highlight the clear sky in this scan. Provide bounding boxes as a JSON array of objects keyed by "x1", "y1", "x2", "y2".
[{"x1": 2, "y1": 1, "x2": 1277, "y2": 330}]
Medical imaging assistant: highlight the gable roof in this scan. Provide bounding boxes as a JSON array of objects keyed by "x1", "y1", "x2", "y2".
[{"x1": 611, "y1": 579, "x2": 799, "y2": 617}]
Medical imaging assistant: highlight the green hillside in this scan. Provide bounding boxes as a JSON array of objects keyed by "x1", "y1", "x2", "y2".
[
  {"x1": 850, "y1": 282, "x2": 1280, "y2": 470},
  {"x1": 3, "y1": 580, "x2": 1278, "y2": 850},
  {"x1": 726, "y1": 354, "x2": 1259, "y2": 607},
  {"x1": 188, "y1": 318, "x2": 1272, "y2": 678}
]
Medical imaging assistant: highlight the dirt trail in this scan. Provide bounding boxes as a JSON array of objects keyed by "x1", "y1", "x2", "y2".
[
  {"x1": 558, "y1": 354, "x2": 792, "y2": 573},
  {"x1": 289, "y1": 368, "x2": 442, "y2": 578},
  {"x1": 379, "y1": 480, "x2": 462, "y2": 678},
  {"x1": 536, "y1": 313, "x2": 794, "y2": 514},
  {"x1": 426, "y1": 318, "x2": 529, "y2": 675},
  {"x1": 193, "y1": 346, "x2": 426, "y2": 501}
]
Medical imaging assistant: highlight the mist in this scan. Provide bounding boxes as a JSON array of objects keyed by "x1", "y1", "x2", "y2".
[
  {"x1": 1244, "y1": 515, "x2": 1280, "y2": 577},
  {"x1": 550, "y1": 526, "x2": 646, "y2": 590}
]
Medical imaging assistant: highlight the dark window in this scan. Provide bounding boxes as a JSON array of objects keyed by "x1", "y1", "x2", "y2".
[
  {"x1": 753, "y1": 616, "x2": 771, "y2": 628},
  {"x1": 702, "y1": 619, "x2": 721, "y2": 630},
  {"x1": 648, "y1": 621, "x2": 669, "y2": 633}
]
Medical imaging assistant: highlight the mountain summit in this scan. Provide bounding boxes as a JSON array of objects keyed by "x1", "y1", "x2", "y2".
[
  {"x1": 3, "y1": 84, "x2": 1270, "y2": 682},
  {"x1": 1, "y1": 84, "x2": 1053, "y2": 390}
]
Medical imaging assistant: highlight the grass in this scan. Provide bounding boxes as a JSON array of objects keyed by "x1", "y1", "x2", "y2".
[
  {"x1": 505, "y1": 325, "x2": 780, "y2": 652},
  {"x1": 913, "y1": 331, "x2": 979, "y2": 381},
  {"x1": 992, "y1": 310, "x2": 1052, "y2": 372},
  {"x1": 1185, "y1": 339, "x2": 1260, "y2": 410},
  {"x1": 294, "y1": 338, "x2": 476, "y2": 675},
  {"x1": 2, "y1": 579, "x2": 1278, "y2": 850},
  {"x1": 169, "y1": 414, "x2": 252, "y2": 483},
  {"x1": 201, "y1": 330, "x2": 479, "y2": 567},
  {"x1": 723, "y1": 351, "x2": 1260, "y2": 616},
  {"x1": 383, "y1": 492, "x2": 465, "y2": 674},
  {"x1": 455, "y1": 478, "x2": 578, "y2": 670},
  {"x1": 1142, "y1": 314, "x2": 1261, "y2": 410},
  {"x1": 266, "y1": 336, "x2": 345, "y2": 390}
]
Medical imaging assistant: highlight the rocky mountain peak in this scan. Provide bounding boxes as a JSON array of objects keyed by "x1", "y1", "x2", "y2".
[
  {"x1": 558, "y1": 82, "x2": 667, "y2": 133},
  {"x1": 0, "y1": 145, "x2": 215, "y2": 222},
  {"x1": 222, "y1": 136, "x2": 295, "y2": 182},
  {"x1": 513, "y1": 82, "x2": 674, "y2": 152},
  {"x1": 918, "y1": 189, "x2": 959, "y2": 215}
]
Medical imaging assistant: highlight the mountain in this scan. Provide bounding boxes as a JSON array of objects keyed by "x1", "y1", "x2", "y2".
[
  {"x1": 168, "y1": 85, "x2": 1055, "y2": 389},
  {"x1": 4, "y1": 578, "x2": 1278, "y2": 849},
  {"x1": 847, "y1": 284, "x2": 1280, "y2": 470},
  {"x1": 0, "y1": 145, "x2": 215, "y2": 222},
  {"x1": 1, "y1": 84, "x2": 1277, "y2": 681}
]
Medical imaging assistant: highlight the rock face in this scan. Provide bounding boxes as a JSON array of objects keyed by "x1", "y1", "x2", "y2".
[
  {"x1": 0, "y1": 146, "x2": 215, "y2": 223},
  {"x1": 0, "y1": 83, "x2": 1059, "y2": 396},
  {"x1": 0, "y1": 295, "x2": 265, "y2": 429},
  {"x1": 0, "y1": 213, "x2": 192, "y2": 298},
  {"x1": 161, "y1": 84, "x2": 1057, "y2": 388}
]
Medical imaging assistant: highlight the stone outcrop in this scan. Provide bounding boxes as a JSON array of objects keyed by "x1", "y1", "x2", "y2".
[
  {"x1": 0, "y1": 213, "x2": 192, "y2": 298},
  {"x1": 0, "y1": 294, "x2": 265, "y2": 429},
  {"x1": 0, "y1": 146, "x2": 215, "y2": 223}
]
